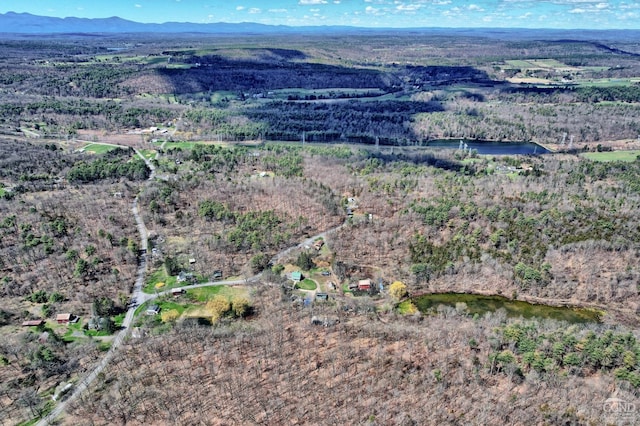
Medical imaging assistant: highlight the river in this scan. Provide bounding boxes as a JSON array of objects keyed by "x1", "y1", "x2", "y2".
[{"x1": 425, "y1": 139, "x2": 549, "y2": 155}]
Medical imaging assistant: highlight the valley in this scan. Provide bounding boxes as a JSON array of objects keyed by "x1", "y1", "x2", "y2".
[{"x1": 1, "y1": 29, "x2": 640, "y2": 425}]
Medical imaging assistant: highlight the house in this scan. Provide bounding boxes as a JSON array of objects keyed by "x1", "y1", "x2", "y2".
[
  {"x1": 177, "y1": 271, "x2": 193, "y2": 283},
  {"x1": 212, "y1": 270, "x2": 223, "y2": 280},
  {"x1": 146, "y1": 304, "x2": 161, "y2": 315},
  {"x1": 171, "y1": 288, "x2": 186, "y2": 297},
  {"x1": 316, "y1": 293, "x2": 329, "y2": 301},
  {"x1": 313, "y1": 240, "x2": 324, "y2": 250},
  {"x1": 22, "y1": 319, "x2": 44, "y2": 327},
  {"x1": 357, "y1": 279, "x2": 372, "y2": 291},
  {"x1": 291, "y1": 271, "x2": 303, "y2": 282},
  {"x1": 56, "y1": 313, "x2": 76, "y2": 324}
]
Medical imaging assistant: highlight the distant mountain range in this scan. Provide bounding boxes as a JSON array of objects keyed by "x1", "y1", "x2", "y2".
[{"x1": 1, "y1": 11, "x2": 639, "y2": 41}]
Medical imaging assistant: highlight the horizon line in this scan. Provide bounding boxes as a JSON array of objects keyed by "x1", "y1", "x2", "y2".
[{"x1": 1, "y1": 11, "x2": 640, "y2": 32}]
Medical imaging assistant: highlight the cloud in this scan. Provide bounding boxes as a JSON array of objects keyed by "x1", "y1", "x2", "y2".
[
  {"x1": 248, "y1": 8, "x2": 261, "y2": 14},
  {"x1": 468, "y1": 4, "x2": 484, "y2": 11},
  {"x1": 135, "y1": 4, "x2": 142, "y2": 8},
  {"x1": 236, "y1": 6, "x2": 245, "y2": 11},
  {"x1": 569, "y1": 1, "x2": 611, "y2": 13},
  {"x1": 365, "y1": 6, "x2": 386, "y2": 15},
  {"x1": 268, "y1": 9, "x2": 288, "y2": 13},
  {"x1": 396, "y1": 4, "x2": 423, "y2": 11},
  {"x1": 299, "y1": 0, "x2": 328, "y2": 4}
]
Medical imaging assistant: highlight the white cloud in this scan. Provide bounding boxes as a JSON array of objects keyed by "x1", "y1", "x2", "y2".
[
  {"x1": 248, "y1": 8, "x2": 261, "y2": 14},
  {"x1": 268, "y1": 9, "x2": 288, "y2": 13},
  {"x1": 365, "y1": 5, "x2": 386, "y2": 15},
  {"x1": 135, "y1": 4, "x2": 142, "y2": 8},
  {"x1": 468, "y1": 4, "x2": 484, "y2": 11},
  {"x1": 310, "y1": 8, "x2": 320, "y2": 12},
  {"x1": 236, "y1": 6, "x2": 245, "y2": 11},
  {"x1": 299, "y1": 0, "x2": 328, "y2": 4},
  {"x1": 396, "y1": 4, "x2": 422, "y2": 11}
]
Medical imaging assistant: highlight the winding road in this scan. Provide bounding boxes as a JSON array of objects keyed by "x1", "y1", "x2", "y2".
[{"x1": 37, "y1": 145, "x2": 346, "y2": 425}]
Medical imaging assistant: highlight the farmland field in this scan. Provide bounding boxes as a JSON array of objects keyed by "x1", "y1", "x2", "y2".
[{"x1": 582, "y1": 149, "x2": 640, "y2": 162}]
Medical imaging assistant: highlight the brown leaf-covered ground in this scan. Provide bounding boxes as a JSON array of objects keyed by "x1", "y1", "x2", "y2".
[{"x1": 66, "y1": 286, "x2": 637, "y2": 426}]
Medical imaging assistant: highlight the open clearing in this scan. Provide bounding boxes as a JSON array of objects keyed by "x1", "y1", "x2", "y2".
[{"x1": 581, "y1": 150, "x2": 640, "y2": 162}]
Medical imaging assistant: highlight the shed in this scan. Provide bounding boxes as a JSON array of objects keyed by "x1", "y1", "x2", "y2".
[
  {"x1": 56, "y1": 313, "x2": 75, "y2": 324},
  {"x1": 316, "y1": 293, "x2": 329, "y2": 301},
  {"x1": 146, "y1": 304, "x2": 161, "y2": 315},
  {"x1": 22, "y1": 319, "x2": 44, "y2": 327},
  {"x1": 291, "y1": 271, "x2": 303, "y2": 282}
]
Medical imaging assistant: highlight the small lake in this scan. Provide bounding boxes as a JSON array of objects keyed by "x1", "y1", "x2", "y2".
[
  {"x1": 426, "y1": 140, "x2": 549, "y2": 155},
  {"x1": 413, "y1": 293, "x2": 600, "y2": 324}
]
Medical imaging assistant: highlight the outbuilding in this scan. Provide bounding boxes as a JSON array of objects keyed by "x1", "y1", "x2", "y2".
[
  {"x1": 146, "y1": 305, "x2": 161, "y2": 315},
  {"x1": 357, "y1": 279, "x2": 372, "y2": 291},
  {"x1": 56, "y1": 313, "x2": 76, "y2": 324}
]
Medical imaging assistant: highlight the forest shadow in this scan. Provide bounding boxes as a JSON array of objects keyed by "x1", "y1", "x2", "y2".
[
  {"x1": 155, "y1": 49, "x2": 387, "y2": 94},
  {"x1": 155, "y1": 49, "x2": 495, "y2": 95}
]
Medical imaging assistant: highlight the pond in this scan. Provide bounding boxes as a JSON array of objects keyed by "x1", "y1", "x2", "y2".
[
  {"x1": 426, "y1": 139, "x2": 549, "y2": 155},
  {"x1": 413, "y1": 292, "x2": 601, "y2": 324}
]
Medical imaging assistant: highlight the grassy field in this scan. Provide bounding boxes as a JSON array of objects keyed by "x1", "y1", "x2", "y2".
[
  {"x1": 296, "y1": 278, "x2": 317, "y2": 291},
  {"x1": 582, "y1": 150, "x2": 640, "y2": 162},
  {"x1": 575, "y1": 78, "x2": 640, "y2": 87},
  {"x1": 138, "y1": 149, "x2": 157, "y2": 160},
  {"x1": 82, "y1": 143, "x2": 120, "y2": 154},
  {"x1": 504, "y1": 58, "x2": 577, "y2": 71},
  {"x1": 187, "y1": 285, "x2": 249, "y2": 302},
  {"x1": 143, "y1": 268, "x2": 179, "y2": 293}
]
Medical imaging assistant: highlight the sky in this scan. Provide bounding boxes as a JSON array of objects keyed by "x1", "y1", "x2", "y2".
[{"x1": 1, "y1": 0, "x2": 639, "y2": 29}]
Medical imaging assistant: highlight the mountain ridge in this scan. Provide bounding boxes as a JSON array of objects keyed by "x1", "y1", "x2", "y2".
[{"x1": 1, "y1": 11, "x2": 640, "y2": 41}]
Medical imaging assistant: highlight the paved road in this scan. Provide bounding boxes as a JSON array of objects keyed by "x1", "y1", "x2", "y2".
[
  {"x1": 37, "y1": 145, "x2": 345, "y2": 425},
  {"x1": 36, "y1": 149, "x2": 156, "y2": 425}
]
